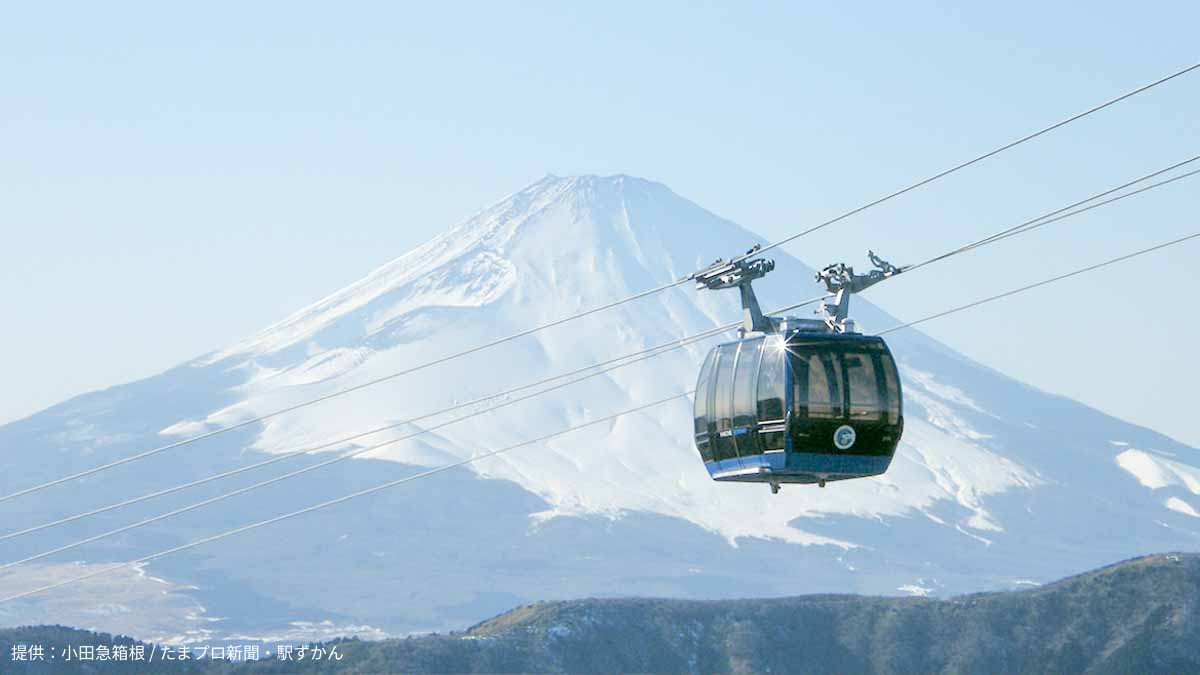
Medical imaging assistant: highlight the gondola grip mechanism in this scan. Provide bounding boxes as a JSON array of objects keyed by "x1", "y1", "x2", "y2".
[
  {"x1": 692, "y1": 246, "x2": 776, "y2": 335},
  {"x1": 816, "y1": 251, "x2": 907, "y2": 333}
]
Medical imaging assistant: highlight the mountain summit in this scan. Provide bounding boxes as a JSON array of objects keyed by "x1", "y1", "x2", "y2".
[{"x1": 1, "y1": 175, "x2": 1197, "y2": 641}]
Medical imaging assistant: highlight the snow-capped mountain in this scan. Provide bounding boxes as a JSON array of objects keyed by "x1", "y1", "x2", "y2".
[{"x1": 1, "y1": 175, "x2": 1197, "y2": 642}]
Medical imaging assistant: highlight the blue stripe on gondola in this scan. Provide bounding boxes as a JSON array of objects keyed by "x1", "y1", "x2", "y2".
[{"x1": 703, "y1": 453, "x2": 892, "y2": 480}]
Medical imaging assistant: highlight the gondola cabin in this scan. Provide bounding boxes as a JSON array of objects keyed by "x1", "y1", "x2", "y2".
[
  {"x1": 692, "y1": 327, "x2": 903, "y2": 490},
  {"x1": 690, "y1": 249, "x2": 906, "y2": 492}
]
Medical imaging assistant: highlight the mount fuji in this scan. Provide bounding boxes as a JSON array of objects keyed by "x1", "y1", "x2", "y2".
[{"x1": 1, "y1": 174, "x2": 1197, "y2": 643}]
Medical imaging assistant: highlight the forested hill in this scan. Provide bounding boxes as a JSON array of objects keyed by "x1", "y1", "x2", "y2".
[{"x1": 4, "y1": 553, "x2": 1199, "y2": 674}]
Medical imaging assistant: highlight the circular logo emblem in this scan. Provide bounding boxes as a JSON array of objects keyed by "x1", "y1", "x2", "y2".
[{"x1": 833, "y1": 425, "x2": 857, "y2": 450}]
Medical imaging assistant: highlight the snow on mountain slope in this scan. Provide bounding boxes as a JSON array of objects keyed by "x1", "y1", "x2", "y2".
[
  {"x1": 161, "y1": 175, "x2": 1041, "y2": 544},
  {"x1": 1, "y1": 174, "x2": 1198, "y2": 641}
]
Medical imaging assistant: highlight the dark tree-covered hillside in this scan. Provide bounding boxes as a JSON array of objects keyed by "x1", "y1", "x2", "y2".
[{"x1": 4, "y1": 553, "x2": 1198, "y2": 674}]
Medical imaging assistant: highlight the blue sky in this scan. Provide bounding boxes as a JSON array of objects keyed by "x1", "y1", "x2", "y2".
[{"x1": 2, "y1": 2, "x2": 1198, "y2": 445}]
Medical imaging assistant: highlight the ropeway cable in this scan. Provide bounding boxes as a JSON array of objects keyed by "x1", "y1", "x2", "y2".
[
  {"x1": 0, "y1": 322, "x2": 741, "y2": 545},
  {"x1": 8, "y1": 153, "x2": 1197, "y2": 544},
  {"x1": 0, "y1": 276, "x2": 687, "y2": 505},
  {"x1": 844, "y1": 156, "x2": 1200, "y2": 296},
  {"x1": 5, "y1": 61, "x2": 1193, "y2": 503},
  {"x1": 907, "y1": 157, "x2": 1200, "y2": 271},
  {"x1": 0, "y1": 379, "x2": 707, "y2": 570},
  {"x1": 878, "y1": 231, "x2": 1200, "y2": 336},
  {"x1": 0, "y1": 391, "x2": 694, "y2": 605},
  {"x1": 743, "y1": 61, "x2": 1200, "y2": 262}
]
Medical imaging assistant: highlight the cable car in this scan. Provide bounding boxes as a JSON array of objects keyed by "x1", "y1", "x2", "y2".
[{"x1": 691, "y1": 250, "x2": 906, "y2": 493}]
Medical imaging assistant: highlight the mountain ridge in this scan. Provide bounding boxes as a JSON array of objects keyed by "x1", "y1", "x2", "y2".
[{"x1": 4, "y1": 553, "x2": 1197, "y2": 673}]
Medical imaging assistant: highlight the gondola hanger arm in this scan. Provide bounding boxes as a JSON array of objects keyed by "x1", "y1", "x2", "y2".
[{"x1": 816, "y1": 251, "x2": 906, "y2": 332}]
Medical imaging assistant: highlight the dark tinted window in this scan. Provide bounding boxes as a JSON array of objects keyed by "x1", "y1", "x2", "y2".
[
  {"x1": 733, "y1": 339, "x2": 763, "y2": 456},
  {"x1": 711, "y1": 344, "x2": 737, "y2": 460},
  {"x1": 756, "y1": 337, "x2": 786, "y2": 422},
  {"x1": 693, "y1": 347, "x2": 717, "y2": 462},
  {"x1": 845, "y1": 353, "x2": 882, "y2": 421},
  {"x1": 804, "y1": 352, "x2": 843, "y2": 419},
  {"x1": 881, "y1": 352, "x2": 901, "y2": 423}
]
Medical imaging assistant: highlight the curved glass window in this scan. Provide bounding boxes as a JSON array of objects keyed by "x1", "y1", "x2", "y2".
[
  {"x1": 845, "y1": 353, "x2": 882, "y2": 421},
  {"x1": 732, "y1": 338, "x2": 763, "y2": 456},
  {"x1": 756, "y1": 337, "x2": 786, "y2": 422},
  {"x1": 711, "y1": 344, "x2": 737, "y2": 461},
  {"x1": 791, "y1": 351, "x2": 840, "y2": 419},
  {"x1": 881, "y1": 353, "x2": 902, "y2": 423},
  {"x1": 693, "y1": 347, "x2": 717, "y2": 462}
]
